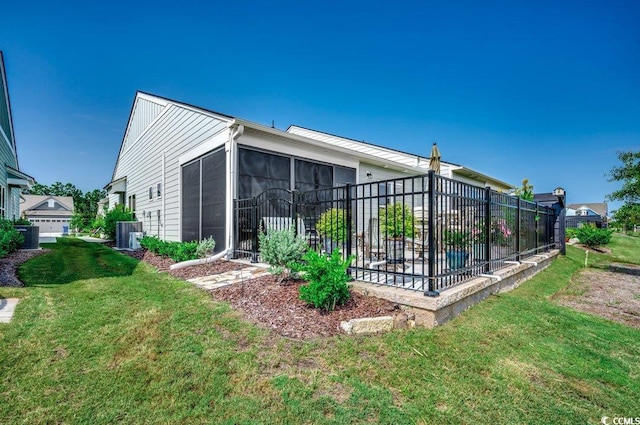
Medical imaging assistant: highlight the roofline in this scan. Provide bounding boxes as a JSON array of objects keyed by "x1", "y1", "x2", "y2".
[
  {"x1": 110, "y1": 91, "x2": 236, "y2": 183},
  {"x1": 21, "y1": 194, "x2": 75, "y2": 212},
  {"x1": 287, "y1": 124, "x2": 463, "y2": 168},
  {"x1": 0, "y1": 51, "x2": 18, "y2": 168},
  {"x1": 236, "y1": 119, "x2": 432, "y2": 174},
  {"x1": 450, "y1": 166, "x2": 515, "y2": 190},
  {"x1": 6, "y1": 165, "x2": 35, "y2": 184},
  {"x1": 287, "y1": 124, "x2": 514, "y2": 188}
]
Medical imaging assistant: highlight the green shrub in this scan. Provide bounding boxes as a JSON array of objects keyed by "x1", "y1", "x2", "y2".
[
  {"x1": 12, "y1": 217, "x2": 31, "y2": 225},
  {"x1": 139, "y1": 236, "x2": 199, "y2": 262},
  {"x1": 292, "y1": 249, "x2": 354, "y2": 311},
  {"x1": 258, "y1": 228, "x2": 308, "y2": 281},
  {"x1": 565, "y1": 227, "x2": 578, "y2": 239},
  {"x1": 379, "y1": 202, "x2": 415, "y2": 238},
  {"x1": 316, "y1": 208, "x2": 349, "y2": 242},
  {"x1": 196, "y1": 236, "x2": 216, "y2": 259},
  {"x1": 0, "y1": 219, "x2": 24, "y2": 258},
  {"x1": 575, "y1": 224, "x2": 613, "y2": 248},
  {"x1": 103, "y1": 205, "x2": 135, "y2": 240}
]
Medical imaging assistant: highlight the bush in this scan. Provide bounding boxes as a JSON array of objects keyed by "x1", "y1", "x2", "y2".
[
  {"x1": 565, "y1": 228, "x2": 578, "y2": 239},
  {"x1": 258, "y1": 228, "x2": 308, "y2": 281},
  {"x1": 12, "y1": 217, "x2": 31, "y2": 225},
  {"x1": 196, "y1": 236, "x2": 216, "y2": 259},
  {"x1": 575, "y1": 224, "x2": 613, "y2": 248},
  {"x1": 292, "y1": 249, "x2": 354, "y2": 311},
  {"x1": 316, "y1": 208, "x2": 349, "y2": 242},
  {"x1": 139, "y1": 236, "x2": 199, "y2": 262},
  {"x1": 0, "y1": 219, "x2": 24, "y2": 258},
  {"x1": 103, "y1": 205, "x2": 135, "y2": 240}
]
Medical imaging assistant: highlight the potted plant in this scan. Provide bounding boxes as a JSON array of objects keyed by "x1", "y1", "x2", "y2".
[
  {"x1": 378, "y1": 202, "x2": 415, "y2": 263},
  {"x1": 316, "y1": 208, "x2": 348, "y2": 254},
  {"x1": 443, "y1": 229, "x2": 471, "y2": 270}
]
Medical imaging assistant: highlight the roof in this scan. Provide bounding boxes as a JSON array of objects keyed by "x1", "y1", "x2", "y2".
[
  {"x1": 0, "y1": 51, "x2": 18, "y2": 168},
  {"x1": 109, "y1": 91, "x2": 514, "y2": 190},
  {"x1": 533, "y1": 192, "x2": 566, "y2": 208},
  {"x1": 287, "y1": 125, "x2": 514, "y2": 190},
  {"x1": 20, "y1": 195, "x2": 75, "y2": 213},
  {"x1": 567, "y1": 203, "x2": 608, "y2": 217}
]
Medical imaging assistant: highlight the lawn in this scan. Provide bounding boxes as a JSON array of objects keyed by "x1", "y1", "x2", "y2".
[{"x1": 1, "y1": 236, "x2": 639, "y2": 424}]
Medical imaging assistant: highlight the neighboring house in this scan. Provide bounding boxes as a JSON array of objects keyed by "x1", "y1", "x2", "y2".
[
  {"x1": 105, "y1": 91, "x2": 514, "y2": 253},
  {"x1": 565, "y1": 202, "x2": 608, "y2": 228},
  {"x1": 533, "y1": 187, "x2": 567, "y2": 253},
  {"x1": 20, "y1": 195, "x2": 74, "y2": 235},
  {"x1": 0, "y1": 51, "x2": 34, "y2": 220},
  {"x1": 566, "y1": 203, "x2": 608, "y2": 219}
]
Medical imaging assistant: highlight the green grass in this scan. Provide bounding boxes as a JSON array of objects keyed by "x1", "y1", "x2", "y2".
[{"x1": 1, "y1": 237, "x2": 639, "y2": 424}]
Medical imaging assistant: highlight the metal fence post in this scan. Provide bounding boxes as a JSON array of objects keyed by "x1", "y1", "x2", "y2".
[
  {"x1": 345, "y1": 184, "x2": 352, "y2": 259},
  {"x1": 425, "y1": 171, "x2": 438, "y2": 297},
  {"x1": 535, "y1": 203, "x2": 539, "y2": 253},
  {"x1": 516, "y1": 198, "x2": 521, "y2": 261},
  {"x1": 251, "y1": 196, "x2": 258, "y2": 263},
  {"x1": 484, "y1": 186, "x2": 491, "y2": 274}
]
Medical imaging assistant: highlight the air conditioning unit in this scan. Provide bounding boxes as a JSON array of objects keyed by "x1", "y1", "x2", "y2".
[
  {"x1": 115, "y1": 221, "x2": 142, "y2": 249},
  {"x1": 129, "y1": 232, "x2": 144, "y2": 250}
]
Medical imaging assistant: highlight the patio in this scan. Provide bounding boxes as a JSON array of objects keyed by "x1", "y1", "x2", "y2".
[{"x1": 234, "y1": 171, "x2": 559, "y2": 297}]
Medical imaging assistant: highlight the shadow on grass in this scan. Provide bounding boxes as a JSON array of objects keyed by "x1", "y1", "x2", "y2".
[{"x1": 19, "y1": 238, "x2": 140, "y2": 286}]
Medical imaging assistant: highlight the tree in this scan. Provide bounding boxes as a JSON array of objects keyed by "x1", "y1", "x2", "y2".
[
  {"x1": 611, "y1": 203, "x2": 640, "y2": 232},
  {"x1": 608, "y1": 150, "x2": 640, "y2": 204}
]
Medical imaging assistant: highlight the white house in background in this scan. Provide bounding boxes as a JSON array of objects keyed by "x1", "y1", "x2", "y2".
[
  {"x1": 20, "y1": 195, "x2": 74, "y2": 235},
  {"x1": 0, "y1": 51, "x2": 34, "y2": 219},
  {"x1": 104, "y1": 91, "x2": 514, "y2": 253}
]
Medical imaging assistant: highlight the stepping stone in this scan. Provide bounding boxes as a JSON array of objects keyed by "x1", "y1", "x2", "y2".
[{"x1": 0, "y1": 298, "x2": 20, "y2": 323}]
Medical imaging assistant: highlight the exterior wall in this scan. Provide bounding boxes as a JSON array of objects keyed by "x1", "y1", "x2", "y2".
[
  {"x1": 237, "y1": 128, "x2": 360, "y2": 179},
  {"x1": 28, "y1": 215, "x2": 71, "y2": 234},
  {"x1": 113, "y1": 103, "x2": 230, "y2": 241}
]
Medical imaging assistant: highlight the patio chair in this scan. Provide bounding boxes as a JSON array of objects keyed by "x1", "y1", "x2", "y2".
[{"x1": 363, "y1": 217, "x2": 385, "y2": 262}]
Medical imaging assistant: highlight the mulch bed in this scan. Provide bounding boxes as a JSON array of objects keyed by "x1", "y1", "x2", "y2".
[
  {"x1": 0, "y1": 249, "x2": 50, "y2": 287},
  {"x1": 3, "y1": 244, "x2": 399, "y2": 339},
  {"x1": 209, "y1": 274, "x2": 398, "y2": 339},
  {"x1": 117, "y1": 248, "x2": 398, "y2": 338}
]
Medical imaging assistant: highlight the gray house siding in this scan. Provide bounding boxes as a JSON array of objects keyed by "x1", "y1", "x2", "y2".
[{"x1": 112, "y1": 102, "x2": 230, "y2": 241}]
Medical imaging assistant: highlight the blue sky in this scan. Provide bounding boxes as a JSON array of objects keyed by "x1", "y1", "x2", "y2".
[{"x1": 2, "y1": 0, "x2": 638, "y2": 213}]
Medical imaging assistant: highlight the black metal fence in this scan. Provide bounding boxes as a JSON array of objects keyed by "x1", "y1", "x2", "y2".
[
  {"x1": 234, "y1": 171, "x2": 558, "y2": 296},
  {"x1": 565, "y1": 216, "x2": 606, "y2": 228}
]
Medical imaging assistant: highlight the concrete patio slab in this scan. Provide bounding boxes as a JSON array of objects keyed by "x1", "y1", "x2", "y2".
[{"x1": 0, "y1": 298, "x2": 20, "y2": 323}]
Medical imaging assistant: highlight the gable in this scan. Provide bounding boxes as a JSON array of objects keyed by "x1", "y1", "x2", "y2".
[{"x1": 120, "y1": 95, "x2": 168, "y2": 154}]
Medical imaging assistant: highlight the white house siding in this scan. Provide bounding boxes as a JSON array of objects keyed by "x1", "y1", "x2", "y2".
[
  {"x1": 112, "y1": 103, "x2": 230, "y2": 241},
  {"x1": 121, "y1": 96, "x2": 167, "y2": 154}
]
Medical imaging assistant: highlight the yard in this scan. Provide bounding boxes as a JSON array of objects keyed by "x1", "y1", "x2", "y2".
[{"x1": 0, "y1": 236, "x2": 639, "y2": 424}]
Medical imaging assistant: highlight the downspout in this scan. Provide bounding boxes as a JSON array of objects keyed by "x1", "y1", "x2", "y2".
[
  {"x1": 227, "y1": 123, "x2": 244, "y2": 258},
  {"x1": 162, "y1": 151, "x2": 166, "y2": 240}
]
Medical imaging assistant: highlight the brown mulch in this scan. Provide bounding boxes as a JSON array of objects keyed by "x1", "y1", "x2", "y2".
[
  {"x1": 209, "y1": 274, "x2": 398, "y2": 339},
  {"x1": 0, "y1": 249, "x2": 50, "y2": 287},
  {"x1": 118, "y1": 248, "x2": 398, "y2": 338}
]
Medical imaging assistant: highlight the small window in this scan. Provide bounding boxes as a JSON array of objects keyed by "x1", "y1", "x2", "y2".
[
  {"x1": 0, "y1": 185, "x2": 5, "y2": 217},
  {"x1": 149, "y1": 187, "x2": 153, "y2": 200},
  {"x1": 157, "y1": 183, "x2": 162, "y2": 198}
]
